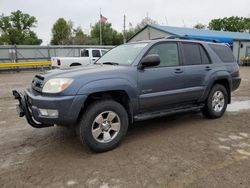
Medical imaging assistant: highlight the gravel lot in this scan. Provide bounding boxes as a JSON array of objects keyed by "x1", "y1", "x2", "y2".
[{"x1": 0, "y1": 67, "x2": 250, "y2": 188}]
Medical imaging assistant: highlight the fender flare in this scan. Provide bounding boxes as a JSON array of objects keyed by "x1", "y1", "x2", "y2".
[
  {"x1": 200, "y1": 71, "x2": 232, "y2": 103},
  {"x1": 77, "y1": 78, "x2": 139, "y2": 115}
]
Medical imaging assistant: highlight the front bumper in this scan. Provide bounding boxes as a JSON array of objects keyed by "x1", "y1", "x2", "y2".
[{"x1": 13, "y1": 89, "x2": 87, "y2": 128}]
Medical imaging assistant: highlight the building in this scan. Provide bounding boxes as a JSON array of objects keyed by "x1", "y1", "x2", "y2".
[{"x1": 128, "y1": 24, "x2": 250, "y2": 62}]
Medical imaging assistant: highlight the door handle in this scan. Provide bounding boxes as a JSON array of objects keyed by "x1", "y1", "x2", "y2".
[
  {"x1": 205, "y1": 66, "x2": 212, "y2": 71},
  {"x1": 175, "y1": 68, "x2": 183, "y2": 74}
]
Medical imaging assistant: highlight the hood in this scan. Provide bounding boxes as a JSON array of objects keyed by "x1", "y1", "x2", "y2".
[
  {"x1": 40, "y1": 64, "x2": 128, "y2": 79},
  {"x1": 32, "y1": 64, "x2": 134, "y2": 95}
]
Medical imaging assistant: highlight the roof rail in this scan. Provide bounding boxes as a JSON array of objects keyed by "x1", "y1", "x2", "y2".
[
  {"x1": 151, "y1": 37, "x2": 165, "y2": 40},
  {"x1": 166, "y1": 35, "x2": 221, "y2": 43}
]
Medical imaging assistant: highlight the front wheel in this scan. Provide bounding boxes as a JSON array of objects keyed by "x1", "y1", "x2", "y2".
[
  {"x1": 77, "y1": 100, "x2": 128, "y2": 152},
  {"x1": 202, "y1": 84, "x2": 228, "y2": 119}
]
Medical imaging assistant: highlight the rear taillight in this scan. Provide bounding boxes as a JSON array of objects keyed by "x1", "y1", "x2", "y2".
[{"x1": 57, "y1": 59, "x2": 61, "y2": 66}]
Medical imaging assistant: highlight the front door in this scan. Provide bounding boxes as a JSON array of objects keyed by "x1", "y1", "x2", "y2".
[{"x1": 138, "y1": 42, "x2": 186, "y2": 112}]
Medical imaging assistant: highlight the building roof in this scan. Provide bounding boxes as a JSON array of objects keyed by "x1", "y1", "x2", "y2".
[{"x1": 132, "y1": 24, "x2": 250, "y2": 41}]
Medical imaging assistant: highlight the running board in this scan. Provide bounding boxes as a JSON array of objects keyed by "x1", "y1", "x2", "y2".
[{"x1": 134, "y1": 104, "x2": 204, "y2": 121}]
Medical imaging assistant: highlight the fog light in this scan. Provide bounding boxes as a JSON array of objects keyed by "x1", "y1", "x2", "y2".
[{"x1": 39, "y1": 109, "x2": 58, "y2": 118}]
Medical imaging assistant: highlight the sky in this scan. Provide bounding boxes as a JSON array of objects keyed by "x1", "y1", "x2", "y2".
[{"x1": 1, "y1": 0, "x2": 250, "y2": 44}]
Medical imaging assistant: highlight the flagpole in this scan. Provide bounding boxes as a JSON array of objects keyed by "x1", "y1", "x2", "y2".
[{"x1": 99, "y1": 8, "x2": 102, "y2": 45}]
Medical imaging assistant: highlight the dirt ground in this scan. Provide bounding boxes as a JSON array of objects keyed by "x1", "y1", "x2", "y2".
[{"x1": 0, "y1": 67, "x2": 250, "y2": 188}]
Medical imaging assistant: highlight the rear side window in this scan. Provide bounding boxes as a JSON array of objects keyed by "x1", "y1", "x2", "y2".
[
  {"x1": 209, "y1": 44, "x2": 235, "y2": 63},
  {"x1": 147, "y1": 43, "x2": 179, "y2": 67},
  {"x1": 182, "y1": 43, "x2": 202, "y2": 65},
  {"x1": 92, "y1": 50, "x2": 101, "y2": 57}
]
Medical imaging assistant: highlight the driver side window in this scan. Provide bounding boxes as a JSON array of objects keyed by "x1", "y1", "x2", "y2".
[{"x1": 147, "y1": 43, "x2": 179, "y2": 67}]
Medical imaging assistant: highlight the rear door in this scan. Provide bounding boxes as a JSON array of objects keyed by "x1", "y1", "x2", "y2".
[{"x1": 180, "y1": 42, "x2": 212, "y2": 101}]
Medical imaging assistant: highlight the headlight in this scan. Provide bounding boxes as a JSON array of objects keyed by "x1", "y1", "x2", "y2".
[{"x1": 42, "y1": 78, "x2": 74, "y2": 93}]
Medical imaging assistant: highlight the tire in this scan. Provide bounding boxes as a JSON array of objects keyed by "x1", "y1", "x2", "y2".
[
  {"x1": 76, "y1": 100, "x2": 128, "y2": 152},
  {"x1": 202, "y1": 84, "x2": 228, "y2": 119}
]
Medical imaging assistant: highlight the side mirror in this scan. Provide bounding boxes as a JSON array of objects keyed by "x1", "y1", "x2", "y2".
[{"x1": 139, "y1": 54, "x2": 160, "y2": 69}]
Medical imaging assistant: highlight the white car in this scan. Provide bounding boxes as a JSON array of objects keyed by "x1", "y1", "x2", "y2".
[{"x1": 51, "y1": 48, "x2": 108, "y2": 69}]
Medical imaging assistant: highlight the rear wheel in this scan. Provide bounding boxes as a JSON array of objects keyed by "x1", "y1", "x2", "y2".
[
  {"x1": 76, "y1": 100, "x2": 128, "y2": 152},
  {"x1": 202, "y1": 84, "x2": 228, "y2": 119}
]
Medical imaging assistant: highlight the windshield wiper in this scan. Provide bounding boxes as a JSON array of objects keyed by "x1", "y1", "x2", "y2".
[{"x1": 102, "y1": 62, "x2": 119, "y2": 65}]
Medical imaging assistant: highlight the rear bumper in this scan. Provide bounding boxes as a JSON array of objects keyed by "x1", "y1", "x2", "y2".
[
  {"x1": 13, "y1": 89, "x2": 87, "y2": 128},
  {"x1": 232, "y1": 77, "x2": 241, "y2": 91}
]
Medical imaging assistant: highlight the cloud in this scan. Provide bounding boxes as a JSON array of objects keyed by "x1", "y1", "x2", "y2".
[{"x1": 1, "y1": 0, "x2": 249, "y2": 44}]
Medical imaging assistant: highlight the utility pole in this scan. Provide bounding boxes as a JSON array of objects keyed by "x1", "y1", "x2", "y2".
[
  {"x1": 123, "y1": 15, "x2": 126, "y2": 43},
  {"x1": 99, "y1": 8, "x2": 102, "y2": 45}
]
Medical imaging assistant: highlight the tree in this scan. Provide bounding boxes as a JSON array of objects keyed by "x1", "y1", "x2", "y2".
[
  {"x1": 194, "y1": 23, "x2": 206, "y2": 29},
  {"x1": 0, "y1": 10, "x2": 42, "y2": 45},
  {"x1": 208, "y1": 16, "x2": 250, "y2": 32},
  {"x1": 71, "y1": 26, "x2": 96, "y2": 45},
  {"x1": 135, "y1": 17, "x2": 158, "y2": 31},
  {"x1": 125, "y1": 17, "x2": 158, "y2": 41},
  {"x1": 51, "y1": 18, "x2": 72, "y2": 45},
  {"x1": 90, "y1": 22, "x2": 123, "y2": 45}
]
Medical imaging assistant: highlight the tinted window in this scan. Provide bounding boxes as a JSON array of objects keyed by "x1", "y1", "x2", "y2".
[
  {"x1": 147, "y1": 43, "x2": 179, "y2": 67},
  {"x1": 209, "y1": 44, "x2": 235, "y2": 63},
  {"x1": 200, "y1": 46, "x2": 210, "y2": 64},
  {"x1": 182, "y1": 43, "x2": 202, "y2": 65},
  {"x1": 92, "y1": 50, "x2": 101, "y2": 57},
  {"x1": 81, "y1": 49, "x2": 89, "y2": 57}
]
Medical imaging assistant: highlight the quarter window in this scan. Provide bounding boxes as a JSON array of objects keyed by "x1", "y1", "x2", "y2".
[
  {"x1": 209, "y1": 44, "x2": 235, "y2": 63},
  {"x1": 147, "y1": 43, "x2": 179, "y2": 67}
]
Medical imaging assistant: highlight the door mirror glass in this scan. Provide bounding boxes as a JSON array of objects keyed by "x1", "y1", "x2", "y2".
[{"x1": 140, "y1": 54, "x2": 160, "y2": 69}]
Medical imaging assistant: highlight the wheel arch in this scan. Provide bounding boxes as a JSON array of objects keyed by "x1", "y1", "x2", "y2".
[
  {"x1": 70, "y1": 62, "x2": 82, "y2": 67},
  {"x1": 203, "y1": 76, "x2": 232, "y2": 104},
  {"x1": 78, "y1": 90, "x2": 134, "y2": 125}
]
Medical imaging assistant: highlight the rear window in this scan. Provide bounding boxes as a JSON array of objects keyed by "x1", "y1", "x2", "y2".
[
  {"x1": 81, "y1": 49, "x2": 89, "y2": 57},
  {"x1": 209, "y1": 44, "x2": 235, "y2": 63}
]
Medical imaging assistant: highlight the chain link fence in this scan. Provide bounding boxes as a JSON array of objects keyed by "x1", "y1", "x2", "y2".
[{"x1": 0, "y1": 45, "x2": 114, "y2": 63}]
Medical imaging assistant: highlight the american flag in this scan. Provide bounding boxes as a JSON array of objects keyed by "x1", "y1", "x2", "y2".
[{"x1": 100, "y1": 14, "x2": 108, "y2": 23}]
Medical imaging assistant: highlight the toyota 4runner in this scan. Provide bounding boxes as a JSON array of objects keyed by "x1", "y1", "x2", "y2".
[{"x1": 13, "y1": 38, "x2": 241, "y2": 152}]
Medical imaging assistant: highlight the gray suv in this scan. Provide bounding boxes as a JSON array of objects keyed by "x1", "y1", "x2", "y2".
[{"x1": 13, "y1": 39, "x2": 241, "y2": 152}]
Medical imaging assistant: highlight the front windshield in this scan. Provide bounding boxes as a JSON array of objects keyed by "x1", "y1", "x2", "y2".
[{"x1": 96, "y1": 42, "x2": 148, "y2": 65}]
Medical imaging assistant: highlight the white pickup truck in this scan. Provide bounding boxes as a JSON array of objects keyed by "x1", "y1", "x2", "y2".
[{"x1": 51, "y1": 48, "x2": 108, "y2": 69}]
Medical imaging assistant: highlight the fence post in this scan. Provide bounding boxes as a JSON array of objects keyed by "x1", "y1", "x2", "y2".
[
  {"x1": 47, "y1": 44, "x2": 52, "y2": 70},
  {"x1": 14, "y1": 44, "x2": 18, "y2": 62},
  {"x1": 14, "y1": 44, "x2": 19, "y2": 72}
]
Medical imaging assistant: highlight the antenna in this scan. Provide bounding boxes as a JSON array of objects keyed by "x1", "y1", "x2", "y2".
[
  {"x1": 165, "y1": 17, "x2": 168, "y2": 25},
  {"x1": 182, "y1": 19, "x2": 186, "y2": 27}
]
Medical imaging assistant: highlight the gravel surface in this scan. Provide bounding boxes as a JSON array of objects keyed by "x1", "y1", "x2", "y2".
[{"x1": 0, "y1": 67, "x2": 250, "y2": 188}]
